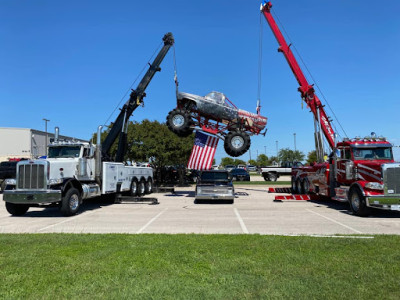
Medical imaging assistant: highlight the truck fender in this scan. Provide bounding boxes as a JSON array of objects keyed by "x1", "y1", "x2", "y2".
[
  {"x1": 61, "y1": 178, "x2": 83, "y2": 198},
  {"x1": 349, "y1": 182, "x2": 366, "y2": 197}
]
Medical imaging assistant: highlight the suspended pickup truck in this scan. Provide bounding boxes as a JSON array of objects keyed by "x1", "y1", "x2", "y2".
[{"x1": 166, "y1": 91, "x2": 267, "y2": 157}]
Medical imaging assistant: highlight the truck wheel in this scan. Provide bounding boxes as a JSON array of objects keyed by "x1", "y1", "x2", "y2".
[
  {"x1": 349, "y1": 187, "x2": 370, "y2": 217},
  {"x1": 301, "y1": 178, "x2": 310, "y2": 194},
  {"x1": 224, "y1": 131, "x2": 250, "y2": 157},
  {"x1": 138, "y1": 180, "x2": 146, "y2": 196},
  {"x1": 295, "y1": 178, "x2": 302, "y2": 194},
  {"x1": 145, "y1": 179, "x2": 153, "y2": 194},
  {"x1": 60, "y1": 188, "x2": 81, "y2": 216},
  {"x1": 5, "y1": 202, "x2": 29, "y2": 216},
  {"x1": 130, "y1": 179, "x2": 138, "y2": 196},
  {"x1": 263, "y1": 175, "x2": 270, "y2": 181},
  {"x1": 291, "y1": 177, "x2": 297, "y2": 194},
  {"x1": 166, "y1": 108, "x2": 193, "y2": 137},
  {"x1": 268, "y1": 173, "x2": 278, "y2": 182}
]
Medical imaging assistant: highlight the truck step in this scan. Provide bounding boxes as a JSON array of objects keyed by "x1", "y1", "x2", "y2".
[
  {"x1": 115, "y1": 195, "x2": 159, "y2": 205},
  {"x1": 274, "y1": 195, "x2": 311, "y2": 201},
  {"x1": 268, "y1": 187, "x2": 292, "y2": 193}
]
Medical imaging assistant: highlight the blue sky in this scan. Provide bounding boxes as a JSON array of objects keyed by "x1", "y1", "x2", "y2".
[{"x1": 1, "y1": 0, "x2": 399, "y2": 163}]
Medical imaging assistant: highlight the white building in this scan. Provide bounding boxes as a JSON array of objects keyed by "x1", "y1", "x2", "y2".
[{"x1": 0, "y1": 128, "x2": 87, "y2": 162}]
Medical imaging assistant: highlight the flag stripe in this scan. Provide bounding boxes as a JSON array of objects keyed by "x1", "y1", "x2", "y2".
[{"x1": 187, "y1": 131, "x2": 219, "y2": 170}]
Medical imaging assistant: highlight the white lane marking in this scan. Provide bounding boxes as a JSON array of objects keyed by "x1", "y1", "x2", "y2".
[
  {"x1": 37, "y1": 210, "x2": 97, "y2": 232},
  {"x1": 272, "y1": 234, "x2": 374, "y2": 239},
  {"x1": 136, "y1": 208, "x2": 168, "y2": 234},
  {"x1": 234, "y1": 208, "x2": 249, "y2": 234},
  {"x1": 306, "y1": 209, "x2": 363, "y2": 234}
]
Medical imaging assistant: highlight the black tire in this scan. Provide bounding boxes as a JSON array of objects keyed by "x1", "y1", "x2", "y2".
[
  {"x1": 166, "y1": 108, "x2": 193, "y2": 137},
  {"x1": 224, "y1": 131, "x2": 251, "y2": 157},
  {"x1": 60, "y1": 188, "x2": 81, "y2": 216},
  {"x1": 130, "y1": 179, "x2": 139, "y2": 196},
  {"x1": 268, "y1": 173, "x2": 278, "y2": 182},
  {"x1": 349, "y1": 187, "x2": 370, "y2": 217},
  {"x1": 295, "y1": 178, "x2": 302, "y2": 195},
  {"x1": 301, "y1": 178, "x2": 310, "y2": 194},
  {"x1": 291, "y1": 177, "x2": 297, "y2": 194},
  {"x1": 5, "y1": 202, "x2": 29, "y2": 216},
  {"x1": 263, "y1": 175, "x2": 270, "y2": 181},
  {"x1": 145, "y1": 179, "x2": 153, "y2": 194},
  {"x1": 138, "y1": 180, "x2": 146, "y2": 196}
]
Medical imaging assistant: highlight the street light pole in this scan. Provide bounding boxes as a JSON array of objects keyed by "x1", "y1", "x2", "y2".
[
  {"x1": 293, "y1": 133, "x2": 297, "y2": 151},
  {"x1": 43, "y1": 118, "x2": 50, "y2": 156}
]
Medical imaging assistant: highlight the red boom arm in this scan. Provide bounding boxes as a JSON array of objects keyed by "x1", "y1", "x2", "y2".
[{"x1": 261, "y1": 2, "x2": 336, "y2": 149}]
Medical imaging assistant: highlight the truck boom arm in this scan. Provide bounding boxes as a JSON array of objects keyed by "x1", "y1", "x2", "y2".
[
  {"x1": 261, "y1": 2, "x2": 335, "y2": 149},
  {"x1": 102, "y1": 32, "x2": 174, "y2": 161}
]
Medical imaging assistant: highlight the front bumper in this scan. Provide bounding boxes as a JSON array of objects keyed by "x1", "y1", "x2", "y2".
[
  {"x1": 3, "y1": 190, "x2": 62, "y2": 205},
  {"x1": 195, "y1": 193, "x2": 234, "y2": 200},
  {"x1": 367, "y1": 196, "x2": 400, "y2": 211}
]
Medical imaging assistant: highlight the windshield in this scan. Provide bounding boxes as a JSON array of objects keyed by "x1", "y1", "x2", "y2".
[
  {"x1": 352, "y1": 147, "x2": 393, "y2": 160},
  {"x1": 48, "y1": 146, "x2": 81, "y2": 158},
  {"x1": 200, "y1": 172, "x2": 229, "y2": 181},
  {"x1": 205, "y1": 92, "x2": 226, "y2": 105}
]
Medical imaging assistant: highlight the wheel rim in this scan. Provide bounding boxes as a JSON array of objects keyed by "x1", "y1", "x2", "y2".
[
  {"x1": 131, "y1": 182, "x2": 137, "y2": 194},
  {"x1": 147, "y1": 181, "x2": 152, "y2": 193},
  {"x1": 69, "y1": 194, "x2": 79, "y2": 210},
  {"x1": 231, "y1": 136, "x2": 244, "y2": 149},
  {"x1": 172, "y1": 115, "x2": 185, "y2": 128},
  {"x1": 352, "y1": 193, "x2": 360, "y2": 211},
  {"x1": 140, "y1": 182, "x2": 145, "y2": 194}
]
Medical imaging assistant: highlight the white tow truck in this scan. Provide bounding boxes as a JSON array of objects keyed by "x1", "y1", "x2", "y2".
[{"x1": 3, "y1": 33, "x2": 175, "y2": 216}]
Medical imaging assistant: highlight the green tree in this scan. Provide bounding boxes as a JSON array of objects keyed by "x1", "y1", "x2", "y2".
[
  {"x1": 221, "y1": 157, "x2": 235, "y2": 167},
  {"x1": 256, "y1": 154, "x2": 269, "y2": 167},
  {"x1": 306, "y1": 150, "x2": 317, "y2": 165},
  {"x1": 248, "y1": 159, "x2": 258, "y2": 166},
  {"x1": 233, "y1": 159, "x2": 246, "y2": 166},
  {"x1": 95, "y1": 120, "x2": 194, "y2": 168},
  {"x1": 267, "y1": 156, "x2": 278, "y2": 166},
  {"x1": 277, "y1": 148, "x2": 305, "y2": 163}
]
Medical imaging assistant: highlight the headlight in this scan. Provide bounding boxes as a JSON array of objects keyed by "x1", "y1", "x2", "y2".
[
  {"x1": 365, "y1": 182, "x2": 383, "y2": 190},
  {"x1": 4, "y1": 178, "x2": 16, "y2": 185},
  {"x1": 48, "y1": 178, "x2": 63, "y2": 185}
]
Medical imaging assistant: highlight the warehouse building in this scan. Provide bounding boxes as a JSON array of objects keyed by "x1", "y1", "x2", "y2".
[{"x1": 0, "y1": 127, "x2": 87, "y2": 162}]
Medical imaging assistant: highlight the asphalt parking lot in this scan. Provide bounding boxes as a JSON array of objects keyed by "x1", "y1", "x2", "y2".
[{"x1": 1, "y1": 184, "x2": 399, "y2": 235}]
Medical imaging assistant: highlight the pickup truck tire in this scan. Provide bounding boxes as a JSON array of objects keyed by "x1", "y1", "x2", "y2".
[
  {"x1": 60, "y1": 188, "x2": 81, "y2": 216},
  {"x1": 349, "y1": 187, "x2": 370, "y2": 217},
  {"x1": 224, "y1": 131, "x2": 250, "y2": 157},
  {"x1": 263, "y1": 175, "x2": 270, "y2": 181},
  {"x1": 166, "y1": 108, "x2": 193, "y2": 137},
  {"x1": 268, "y1": 173, "x2": 278, "y2": 182},
  {"x1": 5, "y1": 202, "x2": 29, "y2": 216}
]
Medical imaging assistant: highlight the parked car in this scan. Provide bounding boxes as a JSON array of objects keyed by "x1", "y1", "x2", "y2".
[
  {"x1": 246, "y1": 165, "x2": 257, "y2": 172},
  {"x1": 237, "y1": 164, "x2": 247, "y2": 170},
  {"x1": 195, "y1": 170, "x2": 234, "y2": 203},
  {"x1": 224, "y1": 165, "x2": 236, "y2": 172},
  {"x1": 230, "y1": 168, "x2": 250, "y2": 181},
  {"x1": 166, "y1": 91, "x2": 267, "y2": 157}
]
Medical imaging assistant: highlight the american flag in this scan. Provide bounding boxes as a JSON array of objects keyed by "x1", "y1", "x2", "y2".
[{"x1": 187, "y1": 131, "x2": 219, "y2": 170}]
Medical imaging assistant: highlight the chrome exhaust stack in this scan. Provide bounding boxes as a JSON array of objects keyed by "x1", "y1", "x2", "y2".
[
  {"x1": 95, "y1": 125, "x2": 103, "y2": 185},
  {"x1": 54, "y1": 127, "x2": 59, "y2": 143}
]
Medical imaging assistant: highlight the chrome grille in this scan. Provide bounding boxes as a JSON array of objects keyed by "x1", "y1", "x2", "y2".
[
  {"x1": 384, "y1": 165, "x2": 400, "y2": 196},
  {"x1": 17, "y1": 163, "x2": 46, "y2": 189}
]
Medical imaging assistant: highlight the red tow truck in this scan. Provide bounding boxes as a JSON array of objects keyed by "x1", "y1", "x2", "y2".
[{"x1": 261, "y1": 2, "x2": 400, "y2": 216}]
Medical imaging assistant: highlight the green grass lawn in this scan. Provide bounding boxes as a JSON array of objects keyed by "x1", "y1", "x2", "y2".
[{"x1": 1, "y1": 234, "x2": 399, "y2": 299}]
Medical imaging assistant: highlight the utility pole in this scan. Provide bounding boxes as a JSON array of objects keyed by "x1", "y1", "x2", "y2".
[
  {"x1": 293, "y1": 133, "x2": 297, "y2": 151},
  {"x1": 43, "y1": 118, "x2": 50, "y2": 156}
]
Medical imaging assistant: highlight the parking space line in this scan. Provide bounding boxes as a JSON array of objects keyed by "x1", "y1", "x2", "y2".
[
  {"x1": 37, "y1": 210, "x2": 97, "y2": 232},
  {"x1": 234, "y1": 208, "x2": 249, "y2": 234},
  {"x1": 136, "y1": 208, "x2": 168, "y2": 234},
  {"x1": 306, "y1": 209, "x2": 363, "y2": 234}
]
